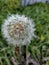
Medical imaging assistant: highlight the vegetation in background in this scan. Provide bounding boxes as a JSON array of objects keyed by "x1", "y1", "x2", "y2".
[
  {"x1": 21, "y1": 3, "x2": 49, "y2": 65},
  {"x1": 0, "y1": 0, "x2": 49, "y2": 65}
]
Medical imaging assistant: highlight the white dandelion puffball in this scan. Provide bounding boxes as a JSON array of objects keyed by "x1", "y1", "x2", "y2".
[{"x1": 2, "y1": 14, "x2": 35, "y2": 46}]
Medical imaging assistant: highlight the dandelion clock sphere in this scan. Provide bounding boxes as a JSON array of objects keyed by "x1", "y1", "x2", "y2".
[{"x1": 2, "y1": 14, "x2": 35, "y2": 46}]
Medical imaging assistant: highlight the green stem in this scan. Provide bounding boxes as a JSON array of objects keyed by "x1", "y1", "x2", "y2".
[
  {"x1": 19, "y1": 45, "x2": 22, "y2": 55},
  {"x1": 26, "y1": 44, "x2": 29, "y2": 65},
  {"x1": 26, "y1": 44, "x2": 28, "y2": 55},
  {"x1": 19, "y1": 45, "x2": 23, "y2": 65}
]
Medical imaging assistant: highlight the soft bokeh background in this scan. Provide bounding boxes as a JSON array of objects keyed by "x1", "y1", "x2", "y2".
[{"x1": 0, "y1": 0, "x2": 49, "y2": 65}]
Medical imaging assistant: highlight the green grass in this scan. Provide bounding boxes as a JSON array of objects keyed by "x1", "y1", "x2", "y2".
[
  {"x1": 21, "y1": 3, "x2": 49, "y2": 65},
  {"x1": 0, "y1": 0, "x2": 21, "y2": 65},
  {"x1": 0, "y1": 1, "x2": 49, "y2": 65}
]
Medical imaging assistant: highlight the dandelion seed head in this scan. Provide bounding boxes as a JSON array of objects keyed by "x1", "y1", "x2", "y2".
[{"x1": 2, "y1": 14, "x2": 35, "y2": 46}]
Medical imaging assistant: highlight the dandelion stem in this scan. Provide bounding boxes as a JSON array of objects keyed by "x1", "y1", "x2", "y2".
[
  {"x1": 19, "y1": 45, "x2": 22, "y2": 55},
  {"x1": 26, "y1": 44, "x2": 29, "y2": 65}
]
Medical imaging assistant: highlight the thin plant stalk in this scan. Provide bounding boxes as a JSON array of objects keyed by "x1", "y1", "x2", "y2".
[{"x1": 26, "y1": 44, "x2": 29, "y2": 65}]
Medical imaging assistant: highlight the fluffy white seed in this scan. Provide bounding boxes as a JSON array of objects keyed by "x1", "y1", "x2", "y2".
[{"x1": 1, "y1": 14, "x2": 35, "y2": 46}]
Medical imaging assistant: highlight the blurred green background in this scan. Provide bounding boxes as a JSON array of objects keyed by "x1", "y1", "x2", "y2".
[{"x1": 0, "y1": 0, "x2": 49, "y2": 65}]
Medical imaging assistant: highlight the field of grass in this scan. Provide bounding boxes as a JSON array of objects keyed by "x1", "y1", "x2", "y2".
[{"x1": 0, "y1": 0, "x2": 49, "y2": 65}]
